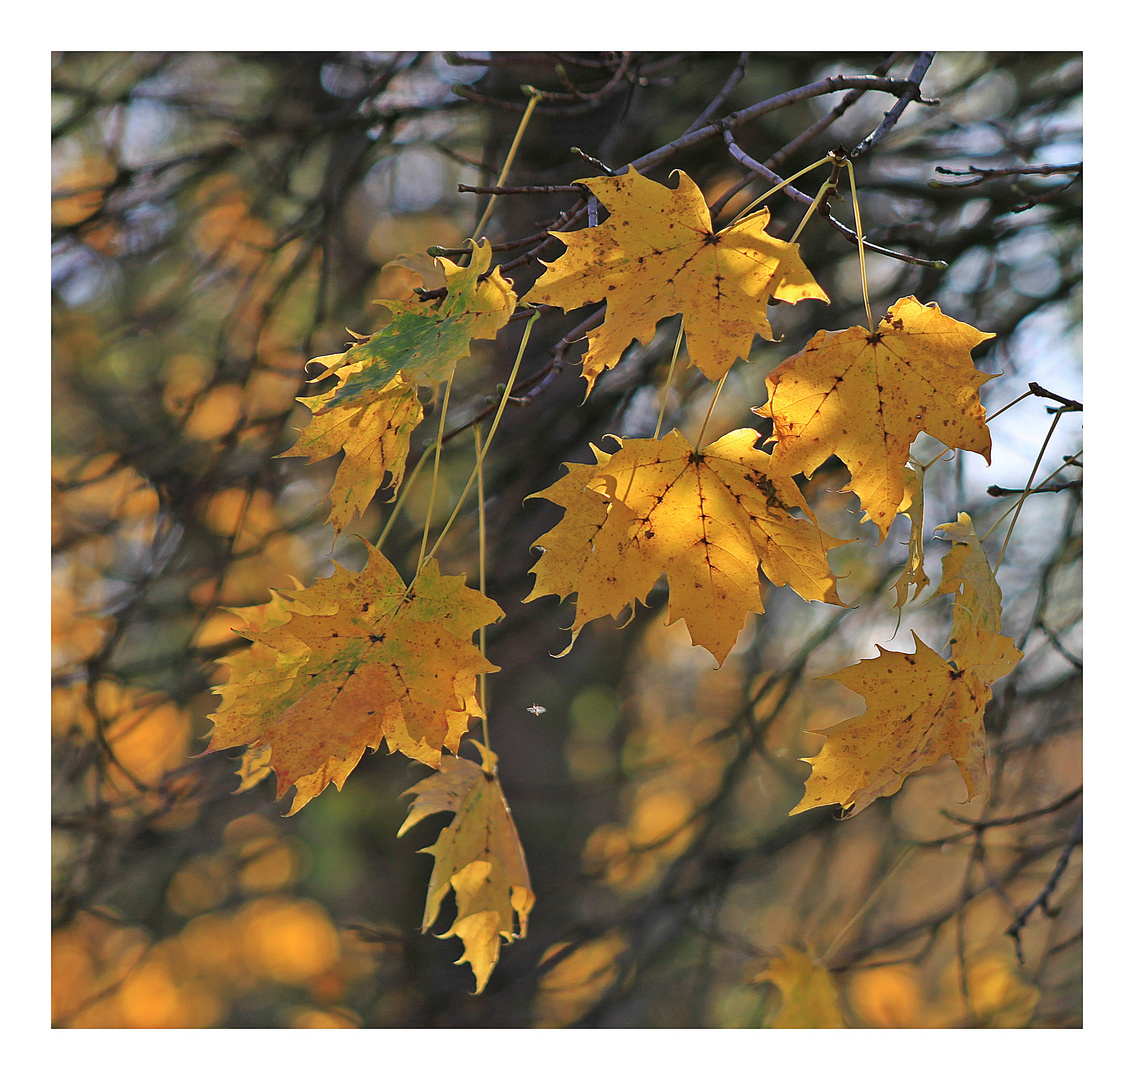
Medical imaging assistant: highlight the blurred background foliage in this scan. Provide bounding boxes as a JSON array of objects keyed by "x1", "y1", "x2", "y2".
[{"x1": 51, "y1": 51, "x2": 1081, "y2": 1028}]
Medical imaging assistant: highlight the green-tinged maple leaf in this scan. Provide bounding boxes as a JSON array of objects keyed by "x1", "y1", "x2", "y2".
[
  {"x1": 321, "y1": 238, "x2": 516, "y2": 403},
  {"x1": 280, "y1": 240, "x2": 514, "y2": 534},
  {"x1": 758, "y1": 297, "x2": 996, "y2": 540},
  {"x1": 280, "y1": 372, "x2": 423, "y2": 536},
  {"x1": 754, "y1": 946, "x2": 845, "y2": 1028},
  {"x1": 792, "y1": 513, "x2": 1021, "y2": 817},
  {"x1": 523, "y1": 165, "x2": 827, "y2": 394},
  {"x1": 206, "y1": 545, "x2": 503, "y2": 814},
  {"x1": 525, "y1": 428, "x2": 848, "y2": 665},
  {"x1": 399, "y1": 741, "x2": 533, "y2": 994}
]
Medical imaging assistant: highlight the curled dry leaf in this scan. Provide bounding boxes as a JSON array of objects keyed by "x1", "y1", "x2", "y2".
[
  {"x1": 526, "y1": 428, "x2": 848, "y2": 665},
  {"x1": 399, "y1": 741, "x2": 534, "y2": 994},
  {"x1": 524, "y1": 165, "x2": 827, "y2": 394},
  {"x1": 758, "y1": 297, "x2": 996, "y2": 540},
  {"x1": 206, "y1": 545, "x2": 503, "y2": 814},
  {"x1": 892, "y1": 462, "x2": 930, "y2": 614}
]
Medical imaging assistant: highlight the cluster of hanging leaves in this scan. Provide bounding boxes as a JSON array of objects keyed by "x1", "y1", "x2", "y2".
[{"x1": 207, "y1": 165, "x2": 1016, "y2": 992}]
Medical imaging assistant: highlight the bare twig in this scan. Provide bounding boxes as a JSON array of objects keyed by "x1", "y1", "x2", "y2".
[
  {"x1": 850, "y1": 52, "x2": 936, "y2": 158},
  {"x1": 1007, "y1": 811, "x2": 1082, "y2": 964},
  {"x1": 682, "y1": 52, "x2": 750, "y2": 135},
  {"x1": 1028, "y1": 381, "x2": 1082, "y2": 412},
  {"x1": 932, "y1": 161, "x2": 1083, "y2": 188},
  {"x1": 987, "y1": 480, "x2": 1081, "y2": 496}
]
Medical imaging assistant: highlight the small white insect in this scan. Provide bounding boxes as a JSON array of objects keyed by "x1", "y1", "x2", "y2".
[{"x1": 526, "y1": 703, "x2": 546, "y2": 716}]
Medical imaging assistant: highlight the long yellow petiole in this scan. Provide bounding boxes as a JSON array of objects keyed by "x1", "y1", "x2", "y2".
[
  {"x1": 425, "y1": 313, "x2": 540, "y2": 563},
  {"x1": 845, "y1": 157, "x2": 872, "y2": 329},
  {"x1": 416, "y1": 377, "x2": 454, "y2": 576},
  {"x1": 376, "y1": 439, "x2": 434, "y2": 550},
  {"x1": 728, "y1": 155, "x2": 831, "y2": 227},
  {"x1": 471, "y1": 88, "x2": 543, "y2": 241},
  {"x1": 474, "y1": 422, "x2": 490, "y2": 752},
  {"x1": 653, "y1": 320, "x2": 685, "y2": 440},
  {"x1": 695, "y1": 373, "x2": 728, "y2": 452}
]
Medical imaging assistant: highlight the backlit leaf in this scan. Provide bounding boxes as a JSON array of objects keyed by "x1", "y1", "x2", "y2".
[
  {"x1": 892, "y1": 462, "x2": 930, "y2": 613},
  {"x1": 524, "y1": 166, "x2": 827, "y2": 394},
  {"x1": 324, "y1": 238, "x2": 516, "y2": 402},
  {"x1": 758, "y1": 297, "x2": 996, "y2": 540},
  {"x1": 526, "y1": 428, "x2": 847, "y2": 665}
]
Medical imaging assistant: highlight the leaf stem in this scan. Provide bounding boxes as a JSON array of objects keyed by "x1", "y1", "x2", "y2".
[
  {"x1": 982, "y1": 404, "x2": 1074, "y2": 570},
  {"x1": 474, "y1": 421, "x2": 490, "y2": 753},
  {"x1": 845, "y1": 157, "x2": 872, "y2": 329},
  {"x1": 821, "y1": 843, "x2": 915, "y2": 965},
  {"x1": 787, "y1": 179, "x2": 834, "y2": 244},
  {"x1": 425, "y1": 313, "x2": 540, "y2": 563},
  {"x1": 471, "y1": 88, "x2": 543, "y2": 242},
  {"x1": 726, "y1": 154, "x2": 830, "y2": 228},
  {"x1": 416, "y1": 377, "x2": 455, "y2": 577},
  {"x1": 653, "y1": 319, "x2": 685, "y2": 440},
  {"x1": 695, "y1": 373, "x2": 728, "y2": 451},
  {"x1": 376, "y1": 438, "x2": 434, "y2": 550}
]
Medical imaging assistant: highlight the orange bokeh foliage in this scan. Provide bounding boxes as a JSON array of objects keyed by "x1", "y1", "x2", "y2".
[
  {"x1": 53, "y1": 152, "x2": 117, "y2": 228},
  {"x1": 52, "y1": 893, "x2": 354, "y2": 1028},
  {"x1": 533, "y1": 933, "x2": 627, "y2": 1027}
]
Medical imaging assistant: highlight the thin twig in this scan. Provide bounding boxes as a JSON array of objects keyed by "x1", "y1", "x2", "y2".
[
  {"x1": 1028, "y1": 381, "x2": 1082, "y2": 412},
  {"x1": 458, "y1": 183, "x2": 586, "y2": 196},
  {"x1": 681, "y1": 52, "x2": 750, "y2": 135},
  {"x1": 850, "y1": 52, "x2": 936, "y2": 159},
  {"x1": 932, "y1": 161, "x2": 1083, "y2": 187},
  {"x1": 1007, "y1": 811, "x2": 1082, "y2": 964},
  {"x1": 987, "y1": 481, "x2": 1081, "y2": 497},
  {"x1": 941, "y1": 786, "x2": 1082, "y2": 832}
]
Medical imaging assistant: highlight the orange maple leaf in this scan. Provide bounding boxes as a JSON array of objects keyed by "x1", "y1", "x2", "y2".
[
  {"x1": 758, "y1": 297, "x2": 996, "y2": 540},
  {"x1": 526, "y1": 428, "x2": 848, "y2": 665},
  {"x1": 206, "y1": 545, "x2": 503, "y2": 814},
  {"x1": 792, "y1": 513, "x2": 1021, "y2": 817},
  {"x1": 524, "y1": 165, "x2": 828, "y2": 394},
  {"x1": 399, "y1": 742, "x2": 533, "y2": 994}
]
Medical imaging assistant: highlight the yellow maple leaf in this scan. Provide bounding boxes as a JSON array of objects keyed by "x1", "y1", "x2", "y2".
[
  {"x1": 206, "y1": 545, "x2": 503, "y2": 814},
  {"x1": 792, "y1": 513, "x2": 1021, "y2": 816},
  {"x1": 526, "y1": 428, "x2": 848, "y2": 665},
  {"x1": 758, "y1": 297, "x2": 996, "y2": 540},
  {"x1": 399, "y1": 742, "x2": 534, "y2": 994},
  {"x1": 754, "y1": 946, "x2": 845, "y2": 1028},
  {"x1": 280, "y1": 372, "x2": 423, "y2": 536},
  {"x1": 523, "y1": 165, "x2": 828, "y2": 394}
]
